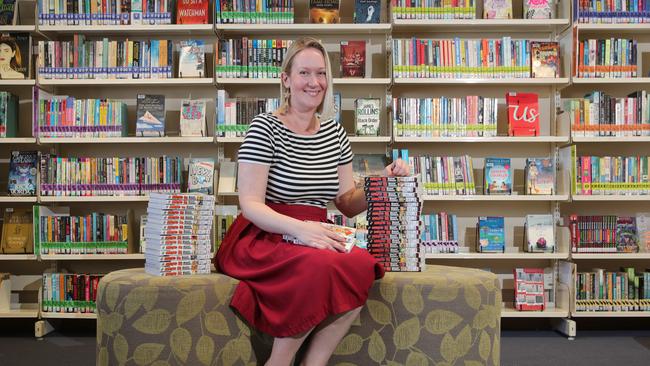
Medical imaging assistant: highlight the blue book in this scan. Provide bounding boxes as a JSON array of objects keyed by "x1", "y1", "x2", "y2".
[
  {"x1": 484, "y1": 157, "x2": 512, "y2": 195},
  {"x1": 353, "y1": 0, "x2": 380, "y2": 24},
  {"x1": 478, "y1": 216, "x2": 505, "y2": 253},
  {"x1": 8, "y1": 151, "x2": 38, "y2": 196}
]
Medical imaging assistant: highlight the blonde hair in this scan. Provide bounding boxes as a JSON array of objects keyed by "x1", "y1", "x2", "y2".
[{"x1": 277, "y1": 37, "x2": 335, "y2": 120}]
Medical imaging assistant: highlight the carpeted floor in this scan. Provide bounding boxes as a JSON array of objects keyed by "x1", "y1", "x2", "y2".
[{"x1": 0, "y1": 320, "x2": 649, "y2": 366}]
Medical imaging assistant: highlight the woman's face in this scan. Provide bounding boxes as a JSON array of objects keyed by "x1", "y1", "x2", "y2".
[
  {"x1": 283, "y1": 48, "x2": 327, "y2": 112},
  {"x1": 0, "y1": 43, "x2": 15, "y2": 65}
]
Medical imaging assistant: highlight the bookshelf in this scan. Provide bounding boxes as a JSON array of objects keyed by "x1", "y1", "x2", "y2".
[
  {"x1": 392, "y1": 19, "x2": 570, "y2": 33},
  {"x1": 38, "y1": 24, "x2": 215, "y2": 36},
  {"x1": 216, "y1": 23, "x2": 392, "y2": 35},
  {"x1": 38, "y1": 137, "x2": 215, "y2": 144}
]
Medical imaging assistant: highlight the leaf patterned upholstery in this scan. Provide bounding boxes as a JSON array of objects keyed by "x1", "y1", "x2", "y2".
[{"x1": 96, "y1": 266, "x2": 500, "y2": 366}]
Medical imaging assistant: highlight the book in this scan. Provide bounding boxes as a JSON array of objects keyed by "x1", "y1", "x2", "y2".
[
  {"x1": 355, "y1": 98, "x2": 380, "y2": 136},
  {"x1": 0, "y1": 207, "x2": 33, "y2": 254},
  {"x1": 340, "y1": 41, "x2": 366, "y2": 78},
  {"x1": 0, "y1": 0, "x2": 16, "y2": 25},
  {"x1": 140, "y1": 215, "x2": 147, "y2": 253},
  {"x1": 333, "y1": 92, "x2": 341, "y2": 123},
  {"x1": 483, "y1": 0, "x2": 513, "y2": 19},
  {"x1": 8, "y1": 150, "x2": 37, "y2": 196},
  {"x1": 543, "y1": 267, "x2": 555, "y2": 309},
  {"x1": 354, "y1": 0, "x2": 380, "y2": 23},
  {"x1": 525, "y1": 158, "x2": 555, "y2": 195},
  {"x1": 176, "y1": 0, "x2": 209, "y2": 24},
  {"x1": 136, "y1": 94, "x2": 165, "y2": 137},
  {"x1": 309, "y1": 0, "x2": 340, "y2": 23},
  {"x1": 352, "y1": 154, "x2": 387, "y2": 188},
  {"x1": 484, "y1": 157, "x2": 512, "y2": 195},
  {"x1": 477, "y1": 216, "x2": 505, "y2": 252},
  {"x1": 180, "y1": 99, "x2": 207, "y2": 137},
  {"x1": 178, "y1": 40, "x2": 205, "y2": 78},
  {"x1": 514, "y1": 268, "x2": 545, "y2": 311},
  {"x1": 0, "y1": 91, "x2": 18, "y2": 137},
  {"x1": 217, "y1": 160, "x2": 237, "y2": 194},
  {"x1": 616, "y1": 217, "x2": 640, "y2": 253},
  {"x1": 530, "y1": 41, "x2": 560, "y2": 78},
  {"x1": 637, "y1": 213, "x2": 650, "y2": 252},
  {"x1": 525, "y1": 214, "x2": 555, "y2": 253},
  {"x1": 283, "y1": 222, "x2": 359, "y2": 253},
  {"x1": 506, "y1": 92, "x2": 540, "y2": 136},
  {"x1": 523, "y1": 0, "x2": 555, "y2": 19},
  {"x1": 0, "y1": 32, "x2": 30, "y2": 79},
  {"x1": 188, "y1": 158, "x2": 215, "y2": 195}
]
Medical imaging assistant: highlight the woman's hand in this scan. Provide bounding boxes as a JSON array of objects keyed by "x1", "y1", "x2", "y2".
[
  {"x1": 292, "y1": 221, "x2": 347, "y2": 252},
  {"x1": 384, "y1": 158, "x2": 410, "y2": 177}
]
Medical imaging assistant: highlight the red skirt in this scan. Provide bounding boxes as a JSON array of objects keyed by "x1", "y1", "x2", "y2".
[{"x1": 214, "y1": 202, "x2": 385, "y2": 337}]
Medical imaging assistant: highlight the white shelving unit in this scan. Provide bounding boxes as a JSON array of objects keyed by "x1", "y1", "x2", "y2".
[
  {"x1": 215, "y1": 78, "x2": 392, "y2": 85},
  {"x1": 40, "y1": 254, "x2": 145, "y2": 260},
  {"x1": 38, "y1": 24, "x2": 215, "y2": 35},
  {"x1": 38, "y1": 137, "x2": 215, "y2": 144},
  {"x1": 394, "y1": 136, "x2": 570, "y2": 143},
  {"x1": 217, "y1": 23, "x2": 392, "y2": 35},
  {"x1": 38, "y1": 78, "x2": 215, "y2": 86},
  {"x1": 392, "y1": 19, "x2": 570, "y2": 33},
  {"x1": 393, "y1": 78, "x2": 570, "y2": 85}
]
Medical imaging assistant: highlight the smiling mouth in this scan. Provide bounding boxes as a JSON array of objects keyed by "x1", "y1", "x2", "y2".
[{"x1": 304, "y1": 90, "x2": 321, "y2": 96}]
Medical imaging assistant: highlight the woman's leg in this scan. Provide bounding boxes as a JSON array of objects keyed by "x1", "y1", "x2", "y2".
[
  {"x1": 265, "y1": 329, "x2": 313, "y2": 366},
  {"x1": 299, "y1": 306, "x2": 363, "y2": 366}
]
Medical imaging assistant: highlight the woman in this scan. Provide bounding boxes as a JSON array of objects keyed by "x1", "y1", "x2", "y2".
[
  {"x1": 215, "y1": 37, "x2": 409, "y2": 366},
  {"x1": 0, "y1": 38, "x2": 26, "y2": 79}
]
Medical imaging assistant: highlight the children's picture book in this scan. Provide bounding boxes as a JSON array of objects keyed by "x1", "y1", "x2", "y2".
[
  {"x1": 514, "y1": 268, "x2": 545, "y2": 311},
  {"x1": 616, "y1": 216, "x2": 639, "y2": 253},
  {"x1": 530, "y1": 41, "x2": 560, "y2": 78},
  {"x1": 310, "y1": 0, "x2": 340, "y2": 23},
  {"x1": 354, "y1": 0, "x2": 380, "y2": 23},
  {"x1": 525, "y1": 214, "x2": 555, "y2": 253},
  {"x1": 0, "y1": 91, "x2": 18, "y2": 137},
  {"x1": 0, "y1": 207, "x2": 33, "y2": 254},
  {"x1": 8, "y1": 150, "x2": 37, "y2": 196},
  {"x1": 355, "y1": 98, "x2": 380, "y2": 136},
  {"x1": 284, "y1": 221, "x2": 359, "y2": 252},
  {"x1": 176, "y1": 0, "x2": 209, "y2": 24},
  {"x1": 188, "y1": 158, "x2": 215, "y2": 195},
  {"x1": 178, "y1": 40, "x2": 205, "y2": 78},
  {"x1": 477, "y1": 216, "x2": 505, "y2": 252},
  {"x1": 0, "y1": 32, "x2": 30, "y2": 79},
  {"x1": 484, "y1": 0, "x2": 513, "y2": 19},
  {"x1": 180, "y1": 99, "x2": 206, "y2": 136},
  {"x1": 352, "y1": 154, "x2": 387, "y2": 188},
  {"x1": 136, "y1": 94, "x2": 165, "y2": 137},
  {"x1": 333, "y1": 92, "x2": 341, "y2": 123},
  {"x1": 0, "y1": 0, "x2": 16, "y2": 25},
  {"x1": 484, "y1": 157, "x2": 512, "y2": 195},
  {"x1": 507, "y1": 92, "x2": 540, "y2": 136},
  {"x1": 340, "y1": 41, "x2": 366, "y2": 78},
  {"x1": 525, "y1": 157, "x2": 555, "y2": 195},
  {"x1": 523, "y1": 0, "x2": 555, "y2": 19}
]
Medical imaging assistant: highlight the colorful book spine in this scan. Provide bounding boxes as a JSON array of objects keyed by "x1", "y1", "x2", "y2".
[
  {"x1": 408, "y1": 154, "x2": 476, "y2": 196},
  {"x1": 215, "y1": 38, "x2": 292, "y2": 78},
  {"x1": 572, "y1": 154, "x2": 650, "y2": 196},
  {"x1": 576, "y1": 38, "x2": 638, "y2": 78},
  {"x1": 36, "y1": 96, "x2": 128, "y2": 138},
  {"x1": 38, "y1": 213, "x2": 129, "y2": 254},
  {"x1": 216, "y1": 0, "x2": 295, "y2": 24},
  {"x1": 576, "y1": 269, "x2": 650, "y2": 312},
  {"x1": 38, "y1": 0, "x2": 172, "y2": 25},
  {"x1": 390, "y1": 0, "x2": 476, "y2": 20},
  {"x1": 421, "y1": 212, "x2": 460, "y2": 254},
  {"x1": 41, "y1": 273, "x2": 103, "y2": 313},
  {"x1": 577, "y1": 1, "x2": 650, "y2": 24},
  {"x1": 215, "y1": 92, "x2": 279, "y2": 137}
]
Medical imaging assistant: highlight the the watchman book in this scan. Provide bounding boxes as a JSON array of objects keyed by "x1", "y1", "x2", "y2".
[{"x1": 176, "y1": 0, "x2": 209, "y2": 24}]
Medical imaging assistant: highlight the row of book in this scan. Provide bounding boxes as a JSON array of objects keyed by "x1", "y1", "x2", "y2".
[
  {"x1": 216, "y1": 38, "x2": 292, "y2": 78},
  {"x1": 0, "y1": 92, "x2": 18, "y2": 138},
  {"x1": 392, "y1": 0, "x2": 557, "y2": 20},
  {"x1": 576, "y1": 2, "x2": 650, "y2": 24},
  {"x1": 569, "y1": 214, "x2": 648, "y2": 253},
  {"x1": 576, "y1": 38, "x2": 638, "y2": 78},
  {"x1": 565, "y1": 90, "x2": 650, "y2": 137},
  {"x1": 38, "y1": 0, "x2": 182, "y2": 25},
  {"x1": 42, "y1": 273, "x2": 102, "y2": 313},
  {"x1": 572, "y1": 153, "x2": 650, "y2": 196},
  {"x1": 216, "y1": 0, "x2": 295, "y2": 23},
  {"x1": 392, "y1": 39, "x2": 559, "y2": 79},
  {"x1": 39, "y1": 155, "x2": 183, "y2": 196},
  {"x1": 38, "y1": 213, "x2": 129, "y2": 254},
  {"x1": 576, "y1": 268, "x2": 650, "y2": 312},
  {"x1": 421, "y1": 212, "x2": 459, "y2": 253},
  {"x1": 38, "y1": 37, "x2": 175, "y2": 80},
  {"x1": 216, "y1": 91, "x2": 280, "y2": 137},
  {"x1": 392, "y1": 96, "x2": 499, "y2": 138}
]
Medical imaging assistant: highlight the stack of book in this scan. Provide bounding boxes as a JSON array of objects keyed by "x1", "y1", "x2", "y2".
[
  {"x1": 144, "y1": 193, "x2": 215, "y2": 276},
  {"x1": 365, "y1": 175, "x2": 422, "y2": 272}
]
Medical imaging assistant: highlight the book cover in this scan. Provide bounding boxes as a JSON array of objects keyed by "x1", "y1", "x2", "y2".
[
  {"x1": 8, "y1": 150, "x2": 37, "y2": 196},
  {"x1": 188, "y1": 158, "x2": 215, "y2": 195},
  {"x1": 353, "y1": 154, "x2": 387, "y2": 188},
  {"x1": 523, "y1": 0, "x2": 555, "y2": 19},
  {"x1": 176, "y1": 0, "x2": 209, "y2": 24},
  {"x1": 525, "y1": 157, "x2": 555, "y2": 195},
  {"x1": 180, "y1": 99, "x2": 206, "y2": 137},
  {"x1": 333, "y1": 92, "x2": 341, "y2": 123},
  {"x1": 136, "y1": 94, "x2": 165, "y2": 137},
  {"x1": 310, "y1": 0, "x2": 340, "y2": 24},
  {"x1": 284, "y1": 221, "x2": 358, "y2": 252},
  {"x1": 0, "y1": 0, "x2": 16, "y2": 25},
  {"x1": 507, "y1": 92, "x2": 540, "y2": 136},
  {"x1": 0, "y1": 91, "x2": 18, "y2": 137},
  {"x1": 0, "y1": 207, "x2": 33, "y2": 254},
  {"x1": 484, "y1": 157, "x2": 512, "y2": 195},
  {"x1": 0, "y1": 32, "x2": 30, "y2": 79},
  {"x1": 637, "y1": 212, "x2": 650, "y2": 252},
  {"x1": 483, "y1": 0, "x2": 513, "y2": 19},
  {"x1": 354, "y1": 0, "x2": 380, "y2": 23},
  {"x1": 340, "y1": 41, "x2": 366, "y2": 78},
  {"x1": 355, "y1": 98, "x2": 380, "y2": 136},
  {"x1": 478, "y1": 216, "x2": 505, "y2": 252},
  {"x1": 530, "y1": 41, "x2": 560, "y2": 78},
  {"x1": 514, "y1": 268, "x2": 545, "y2": 311},
  {"x1": 525, "y1": 214, "x2": 555, "y2": 253},
  {"x1": 616, "y1": 216, "x2": 639, "y2": 253},
  {"x1": 178, "y1": 40, "x2": 205, "y2": 78}
]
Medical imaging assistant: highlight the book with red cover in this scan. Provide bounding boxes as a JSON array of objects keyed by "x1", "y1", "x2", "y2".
[
  {"x1": 514, "y1": 267, "x2": 545, "y2": 311},
  {"x1": 176, "y1": 0, "x2": 209, "y2": 24},
  {"x1": 340, "y1": 41, "x2": 366, "y2": 78},
  {"x1": 506, "y1": 92, "x2": 540, "y2": 136}
]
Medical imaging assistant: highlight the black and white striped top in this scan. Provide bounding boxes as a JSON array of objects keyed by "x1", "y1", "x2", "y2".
[{"x1": 238, "y1": 113, "x2": 353, "y2": 208}]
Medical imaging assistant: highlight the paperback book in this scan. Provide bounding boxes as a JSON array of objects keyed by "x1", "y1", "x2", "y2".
[
  {"x1": 354, "y1": 0, "x2": 380, "y2": 23},
  {"x1": 0, "y1": 0, "x2": 15, "y2": 25},
  {"x1": 514, "y1": 268, "x2": 545, "y2": 311},
  {"x1": 530, "y1": 41, "x2": 560, "y2": 78},
  {"x1": 506, "y1": 92, "x2": 540, "y2": 136},
  {"x1": 283, "y1": 222, "x2": 359, "y2": 253},
  {"x1": 180, "y1": 99, "x2": 206, "y2": 136},
  {"x1": 176, "y1": 0, "x2": 209, "y2": 24},
  {"x1": 477, "y1": 216, "x2": 505, "y2": 253},
  {"x1": 484, "y1": 0, "x2": 513, "y2": 19},
  {"x1": 484, "y1": 157, "x2": 512, "y2": 195},
  {"x1": 0, "y1": 207, "x2": 33, "y2": 254},
  {"x1": 355, "y1": 98, "x2": 380, "y2": 136},
  {"x1": 178, "y1": 40, "x2": 205, "y2": 78},
  {"x1": 0, "y1": 91, "x2": 18, "y2": 137},
  {"x1": 309, "y1": 0, "x2": 340, "y2": 23},
  {"x1": 525, "y1": 214, "x2": 555, "y2": 253},
  {"x1": 136, "y1": 94, "x2": 166, "y2": 137},
  {"x1": 523, "y1": 0, "x2": 555, "y2": 19},
  {"x1": 8, "y1": 150, "x2": 37, "y2": 196},
  {"x1": 340, "y1": 41, "x2": 366, "y2": 78},
  {"x1": 525, "y1": 157, "x2": 555, "y2": 195},
  {"x1": 187, "y1": 158, "x2": 215, "y2": 195},
  {"x1": 0, "y1": 32, "x2": 30, "y2": 79},
  {"x1": 616, "y1": 216, "x2": 639, "y2": 253}
]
